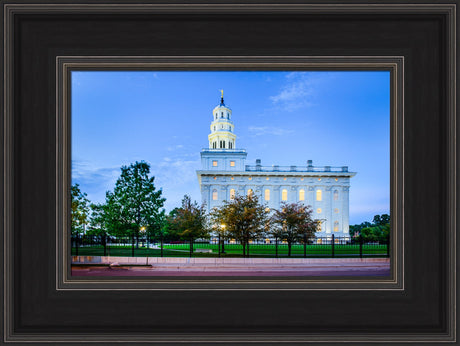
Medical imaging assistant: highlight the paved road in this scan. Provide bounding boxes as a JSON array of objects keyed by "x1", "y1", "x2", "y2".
[{"x1": 72, "y1": 265, "x2": 390, "y2": 277}]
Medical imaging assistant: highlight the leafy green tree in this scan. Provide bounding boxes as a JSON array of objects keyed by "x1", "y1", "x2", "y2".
[
  {"x1": 373, "y1": 214, "x2": 390, "y2": 226},
  {"x1": 212, "y1": 194, "x2": 269, "y2": 257},
  {"x1": 167, "y1": 195, "x2": 209, "y2": 257},
  {"x1": 110, "y1": 161, "x2": 166, "y2": 248},
  {"x1": 271, "y1": 202, "x2": 319, "y2": 257},
  {"x1": 71, "y1": 183, "x2": 90, "y2": 237}
]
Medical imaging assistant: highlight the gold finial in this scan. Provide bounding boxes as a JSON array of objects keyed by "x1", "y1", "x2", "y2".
[{"x1": 220, "y1": 89, "x2": 224, "y2": 98}]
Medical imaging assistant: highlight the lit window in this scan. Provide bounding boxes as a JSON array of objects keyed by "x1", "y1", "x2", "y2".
[
  {"x1": 265, "y1": 189, "x2": 270, "y2": 201},
  {"x1": 299, "y1": 189, "x2": 305, "y2": 201},
  {"x1": 247, "y1": 189, "x2": 253, "y2": 197},
  {"x1": 335, "y1": 178, "x2": 338, "y2": 181},
  {"x1": 282, "y1": 189, "x2": 288, "y2": 201},
  {"x1": 283, "y1": 177, "x2": 287, "y2": 181},
  {"x1": 334, "y1": 221, "x2": 339, "y2": 232},
  {"x1": 230, "y1": 189, "x2": 235, "y2": 200},
  {"x1": 213, "y1": 177, "x2": 217, "y2": 180},
  {"x1": 230, "y1": 161, "x2": 235, "y2": 167},
  {"x1": 265, "y1": 208, "x2": 270, "y2": 212},
  {"x1": 317, "y1": 208, "x2": 322, "y2": 214},
  {"x1": 212, "y1": 160, "x2": 218, "y2": 167},
  {"x1": 231, "y1": 177, "x2": 234, "y2": 180},
  {"x1": 318, "y1": 178, "x2": 321, "y2": 181},
  {"x1": 334, "y1": 208, "x2": 339, "y2": 213},
  {"x1": 212, "y1": 189, "x2": 218, "y2": 200},
  {"x1": 317, "y1": 239, "x2": 323, "y2": 244},
  {"x1": 248, "y1": 177, "x2": 252, "y2": 180},
  {"x1": 333, "y1": 190, "x2": 339, "y2": 201},
  {"x1": 316, "y1": 189, "x2": 322, "y2": 201},
  {"x1": 301, "y1": 177, "x2": 304, "y2": 181},
  {"x1": 266, "y1": 177, "x2": 269, "y2": 180}
]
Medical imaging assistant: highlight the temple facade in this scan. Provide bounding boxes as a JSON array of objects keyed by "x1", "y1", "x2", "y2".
[{"x1": 196, "y1": 92, "x2": 356, "y2": 239}]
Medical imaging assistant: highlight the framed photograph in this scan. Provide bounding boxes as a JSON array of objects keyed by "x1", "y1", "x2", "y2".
[{"x1": 2, "y1": 1, "x2": 457, "y2": 344}]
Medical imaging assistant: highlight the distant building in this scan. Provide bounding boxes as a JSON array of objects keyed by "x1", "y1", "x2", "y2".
[{"x1": 196, "y1": 92, "x2": 356, "y2": 239}]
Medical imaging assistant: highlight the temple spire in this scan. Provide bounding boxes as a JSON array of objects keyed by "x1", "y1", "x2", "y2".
[{"x1": 208, "y1": 91, "x2": 236, "y2": 150}]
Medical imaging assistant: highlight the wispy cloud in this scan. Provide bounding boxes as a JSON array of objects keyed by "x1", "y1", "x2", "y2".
[
  {"x1": 248, "y1": 126, "x2": 294, "y2": 136},
  {"x1": 151, "y1": 157, "x2": 202, "y2": 211},
  {"x1": 71, "y1": 160, "x2": 121, "y2": 203},
  {"x1": 270, "y1": 72, "x2": 330, "y2": 111}
]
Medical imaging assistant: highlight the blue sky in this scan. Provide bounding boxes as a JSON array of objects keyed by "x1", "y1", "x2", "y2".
[{"x1": 71, "y1": 71, "x2": 390, "y2": 225}]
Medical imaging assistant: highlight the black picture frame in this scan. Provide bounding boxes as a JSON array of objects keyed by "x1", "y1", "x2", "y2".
[{"x1": 2, "y1": 1, "x2": 457, "y2": 344}]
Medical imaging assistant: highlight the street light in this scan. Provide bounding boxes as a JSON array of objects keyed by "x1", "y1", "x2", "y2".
[{"x1": 220, "y1": 224, "x2": 226, "y2": 254}]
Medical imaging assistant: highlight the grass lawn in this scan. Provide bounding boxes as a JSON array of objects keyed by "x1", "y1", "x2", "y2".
[{"x1": 71, "y1": 243, "x2": 388, "y2": 258}]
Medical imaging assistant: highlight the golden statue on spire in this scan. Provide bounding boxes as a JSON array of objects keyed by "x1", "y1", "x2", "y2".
[{"x1": 220, "y1": 89, "x2": 224, "y2": 98}]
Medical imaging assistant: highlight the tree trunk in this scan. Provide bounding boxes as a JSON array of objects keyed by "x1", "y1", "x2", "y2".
[
  {"x1": 275, "y1": 238, "x2": 278, "y2": 258},
  {"x1": 189, "y1": 237, "x2": 193, "y2": 258},
  {"x1": 160, "y1": 234, "x2": 164, "y2": 257},
  {"x1": 242, "y1": 242, "x2": 246, "y2": 257},
  {"x1": 247, "y1": 242, "x2": 250, "y2": 258},
  {"x1": 288, "y1": 242, "x2": 292, "y2": 257}
]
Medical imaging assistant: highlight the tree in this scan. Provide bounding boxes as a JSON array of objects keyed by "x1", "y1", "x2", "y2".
[
  {"x1": 373, "y1": 214, "x2": 390, "y2": 226},
  {"x1": 71, "y1": 183, "x2": 90, "y2": 237},
  {"x1": 271, "y1": 202, "x2": 319, "y2": 257},
  {"x1": 351, "y1": 214, "x2": 390, "y2": 243},
  {"x1": 110, "y1": 161, "x2": 166, "y2": 250},
  {"x1": 167, "y1": 195, "x2": 209, "y2": 257},
  {"x1": 212, "y1": 194, "x2": 269, "y2": 257}
]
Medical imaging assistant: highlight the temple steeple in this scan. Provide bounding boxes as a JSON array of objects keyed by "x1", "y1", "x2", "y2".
[{"x1": 208, "y1": 91, "x2": 237, "y2": 150}]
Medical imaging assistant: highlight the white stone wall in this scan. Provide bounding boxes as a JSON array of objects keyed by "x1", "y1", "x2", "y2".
[{"x1": 198, "y1": 170, "x2": 353, "y2": 238}]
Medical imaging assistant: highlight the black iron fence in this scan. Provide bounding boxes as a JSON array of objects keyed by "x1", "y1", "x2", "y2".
[{"x1": 71, "y1": 234, "x2": 389, "y2": 258}]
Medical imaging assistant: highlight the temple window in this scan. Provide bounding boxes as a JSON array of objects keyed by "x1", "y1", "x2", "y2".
[
  {"x1": 212, "y1": 189, "x2": 218, "y2": 200},
  {"x1": 282, "y1": 189, "x2": 288, "y2": 201},
  {"x1": 265, "y1": 189, "x2": 270, "y2": 201},
  {"x1": 316, "y1": 189, "x2": 322, "y2": 201},
  {"x1": 333, "y1": 190, "x2": 339, "y2": 201},
  {"x1": 299, "y1": 189, "x2": 305, "y2": 201}
]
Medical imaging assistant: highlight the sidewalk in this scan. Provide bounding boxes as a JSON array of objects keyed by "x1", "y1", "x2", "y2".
[{"x1": 71, "y1": 256, "x2": 390, "y2": 276}]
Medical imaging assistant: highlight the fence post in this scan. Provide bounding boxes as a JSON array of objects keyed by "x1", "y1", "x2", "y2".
[
  {"x1": 189, "y1": 239, "x2": 193, "y2": 258},
  {"x1": 103, "y1": 234, "x2": 107, "y2": 256},
  {"x1": 218, "y1": 234, "x2": 221, "y2": 257},
  {"x1": 386, "y1": 240, "x2": 390, "y2": 257},
  {"x1": 331, "y1": 234, "x2": 335, "y2": 258},
  {"x1": 75, "y1": 234, "x2": 79, "y2": 256},
  {"x1": 303, "y1": 235, "x2": 307, "y2": 258},
  {"x1": 359, "y1": 238, "x2": 363, "y2": 258},
  {"x1": 131, "y1": 234, "x2": 135, "y2": 257}
]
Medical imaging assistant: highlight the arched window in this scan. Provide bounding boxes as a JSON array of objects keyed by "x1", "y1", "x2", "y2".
[
  {"x1": 299, "y1": 189, "x2": 305, "y2": 201},
  {"x1": 223, "y1": 141, "x2": 226, "y2": 148},
  {"x1": 247, "y1": 189, "x2": 253, "y2": 197},
  {"x1": 333, "y1": 190, "x2": 339, "y2": 201},
  {"x1": 221, "y1": 112, "x2": 223, "y2": 118},
  {"x1": 316, "y1": 189, "x2": 322, "y2": 201},
  {"x1": 214, "y1": 126, "x2": 216, "y2": 131},
  {"x1": 334, "y1": 221, "x2": 339, "y2": 232},
  {"x1": 227, "y1": 113, "x2": 229, "y2": 118},
  {"x1": 264, "y1": 189, "x2": 270, "y2": 201},
  {"x1": 229, "y1": 142, "x2": 233, "y2": 149},
  {"x1": 212, "y1": 189, "x2": 218, "y2": 201},
  {"x1": 230, "y1": 189, "x2": 235, "y2": 200},
  {"x1": 282, "y1": 189, "x2": 288, "y2": 201}
]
